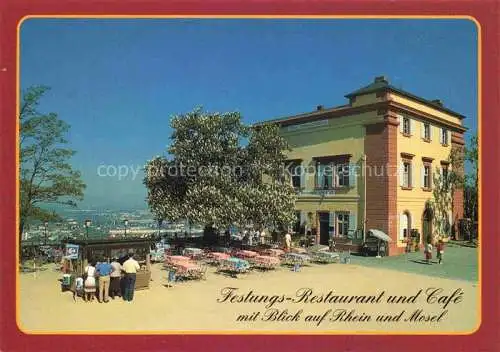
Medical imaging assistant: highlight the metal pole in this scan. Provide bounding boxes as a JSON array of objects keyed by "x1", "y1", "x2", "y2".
[{"x1": 362, "y1": 154, "x2": 367, "y2": 242}]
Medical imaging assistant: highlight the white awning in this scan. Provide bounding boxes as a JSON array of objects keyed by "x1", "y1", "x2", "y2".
[{"x1": 368, "y1": 229, "x2": 392, "y2": 242}]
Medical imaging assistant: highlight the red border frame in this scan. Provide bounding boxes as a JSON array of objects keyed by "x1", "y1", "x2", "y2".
[{"x1": 1, "y1": 1, "x2": 498, "y2": 351}]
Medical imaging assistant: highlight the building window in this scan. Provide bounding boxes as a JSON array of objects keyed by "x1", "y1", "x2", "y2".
[
  {"x1": 423, "y1": 123, "x2": 430, "y2": 140},
  {"x1": 336, "y1": 164, "x2": 350, "y2": 187},
  {"x1": 317, "y1": 162, "x2": 349, "y2": 189},
  {"x1": 403, "y1": 117, "x2": 411, "y2": 135},
  {"x1": 441, "y1": 128, "x2": 448, "y2": 145},
  {"x1": 288, "y1": 162, "x2": 302, "y2": 189},
  {"x1": 337, "y1": 212, "x2": 349, "y2": 237},
  {"x1": 318, "y1": 163, "x2": 334, "y2": 189},
  {"x1": 400, "y1": 212, "x2": 411, "y2": 241},
  {"x1": 403, "y1": 162, "x2": 412, "y2": 188},
  {"x1": 423, "y1": 165, "x2": 431, "y2": 189}
]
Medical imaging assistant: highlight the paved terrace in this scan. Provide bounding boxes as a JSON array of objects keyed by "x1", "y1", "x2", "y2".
[{"x1": 348, "y1": 244, "x2": 478, "y2": 282}]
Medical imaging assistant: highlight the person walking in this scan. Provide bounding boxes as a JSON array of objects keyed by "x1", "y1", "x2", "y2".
[
  {"x1": 122, "y1": 252, "x2": 140, "y2": 302},
  {"x1": 425, "y1": 241, "x2": 433, "y2": 264},
  {"x1": 436, "y1": 239, "x2": 445, "y2": 264},
  {"x1": 109, "y1": 257, "x2": 122, "y2": 299}
]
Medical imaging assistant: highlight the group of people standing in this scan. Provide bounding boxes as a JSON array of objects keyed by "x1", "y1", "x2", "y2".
[
  {"x1": 81, "y1": 252, "x2": 140, "y2": 302},
  {"x1": 241, "y1": 229, "x2": 267, "y2": 246}
]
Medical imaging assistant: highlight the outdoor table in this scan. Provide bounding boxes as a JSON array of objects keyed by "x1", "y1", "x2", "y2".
[
  {"x1": 184, "y1": 247, "x2": 203, "y2": 255},
  {"x1": 210, "y1": 252, "x2": 231, "y2": 261},
  {"x1": 282, "y1": 253, "x2": 311, "y2": 265},
  {"x1": 311, "y1": 251, "x2": 340, "y2": 264},
  {"x1": 292, "y1": 247, "x2": 307, "y2": 254},
  {"x1": 235, "y1": 250, "x2": 259, "y2": 259},
  {"x1": 263, "y1": 249, "x2": 285, "y2": 257},
  {"x1": 251, "y1": 255, "x2": 281, "y2": 269},
  {"x1": 218, "y1": 257, "x2": 250, "y2": 274},
  {"x1": 165, "y1": 255, "x2": 191, "y2": 266},
  {"x1": 183, "y1": 247, "x2": 204, "y2": 259},
  {"x1": 175, "y1": 261, "x2": 206, "y2": 280}
]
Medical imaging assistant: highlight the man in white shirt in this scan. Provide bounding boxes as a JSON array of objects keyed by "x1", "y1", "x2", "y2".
[
  {"x1": 285, "y1": 232, "x2": 292, "y2": 252},
  {"x1": 122, "y1": 252, "x2": 140, "y2": 301},
  {"x1": 260, "y1": 229, "x2": 266, "y2": 245}
]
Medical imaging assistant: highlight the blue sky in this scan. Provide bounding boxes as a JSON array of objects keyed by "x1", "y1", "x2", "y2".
[{"x1": 20, "y1": 18, "x2": 478, "y2": 210}]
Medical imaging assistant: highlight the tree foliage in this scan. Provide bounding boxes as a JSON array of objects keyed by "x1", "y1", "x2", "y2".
[
  {"x1": 464, "y1": 134, "x2": 478, "y2": 221},
  {"x1": 144, "y1": 108, "x2": 296, "y2": 234},
  {"x1": 20, "y1": 86, "x2": 86, "y2": 239},
  {"x1": 430, "y1": 146, "x2": 464, "y2": 239}
]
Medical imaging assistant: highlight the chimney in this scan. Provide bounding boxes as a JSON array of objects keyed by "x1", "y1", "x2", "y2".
[
  {"x1": 374, "y1": 76, "x2": 388, "y2": 83},
  {"x1": 431, "y1": 99, "x2": 443, "y2": 106},
  {"x1": 316, "y1": 105, "x2": 324, "y2": 111}
]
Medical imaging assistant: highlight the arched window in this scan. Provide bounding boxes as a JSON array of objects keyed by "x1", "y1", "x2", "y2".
[{"x1": 399, "y1": 211, "x2": 412, "y2": 241}]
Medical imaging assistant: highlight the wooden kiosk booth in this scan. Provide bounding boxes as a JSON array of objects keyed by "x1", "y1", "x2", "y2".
[{"x1": 63, "y1": 237, "x2": 153, "y2": 290}]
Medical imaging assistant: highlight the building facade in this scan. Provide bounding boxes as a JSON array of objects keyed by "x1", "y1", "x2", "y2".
[{"x1": 269, "y1": 76, "x2": 466, "y2": 255}]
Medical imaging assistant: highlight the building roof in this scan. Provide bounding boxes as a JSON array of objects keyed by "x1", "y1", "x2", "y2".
[
  {"x1": 345, "y1": 76, "x2": 465, "y2": 119},
  {"x1": 261, "y1": 104, "x2": 350, "y2": 125},
  {"x1": 260, "y1": 76, "x2": 466, "y2": 126}
]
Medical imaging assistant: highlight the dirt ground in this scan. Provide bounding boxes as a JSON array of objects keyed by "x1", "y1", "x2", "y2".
[{"x1": 18, "y1": 262, "x2": 479, "y2": 334}]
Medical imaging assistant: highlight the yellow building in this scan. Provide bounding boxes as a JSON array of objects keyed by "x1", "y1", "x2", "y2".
[{"x1": 267, "y1": 76, "x2": 466, "y2": 255}]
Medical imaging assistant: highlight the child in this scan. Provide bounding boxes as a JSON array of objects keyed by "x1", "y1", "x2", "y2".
[
  {"x1": 74, "y1": 276, "x2": 84, "y2": 302},
  {"x1": 425, "y1": 242, "x2": 433, "y2": 264},
  {"x1": 167, "y1": 267, "x2": 176, "y2": 287},
  {"x1": 436, "y1": 239, "x2": 445, "y2": 264}
]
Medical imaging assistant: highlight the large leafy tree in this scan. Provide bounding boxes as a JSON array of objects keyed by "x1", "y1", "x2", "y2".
[
  {"x1": 144, "y1": 109, "x2": 296, "y2": 239},
  {"x1": 19, "y1": 86, "x2": 86, "y2": 248}
]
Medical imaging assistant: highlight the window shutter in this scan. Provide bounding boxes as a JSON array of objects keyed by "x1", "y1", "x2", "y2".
[
  {"x1": 399, "y1": 115, "x2": 403, "y2": 133},
  {"x1": 429, "y1": 168, "x2": 433, "y2": 188},
  {"x1": 300, "y1": 211, "x2": 307, "y2": 229},
  {"x1": 329, "y1": 211, "x2": 336, "y2": 236},
  {"x1": 299, "y1": 165, "x2": 305, "y2": 189},
  {"x1": 410, "y1": 118, "x2": 416, "y2": 135},
  {"x1": 448, "y1": 130, "x2": 451, "y2": 145},
  {"x1": 348, "y1": 212, "x2": 357, "y2": 233},
  {"x1": 349, "y1": 163, "x2": 356, "y2": 187},
  {"x1": 399, "y1": 213, "x2": 405, "y2": 240},
  {"x1": 332, "y1": 163, "x2": 337, "y2": 188},
  {"x1": 421, "y1": 165, "x2": 425, "y2": 188},
  {"x1": 399, "y1": 161, "x2": 404, "y2": 187},
  {"x1": 421, "y1": 122, "x2": 425, "y2": 139},
  {"x1": 316, "y1": 163, "x2": 324, "y2": 189},
  {"x1": 429, "y1": 125, "x2": 433, "y2": 141},
  {"x1": 411, "y1": 164, "x2": 416, "y2": 188}
]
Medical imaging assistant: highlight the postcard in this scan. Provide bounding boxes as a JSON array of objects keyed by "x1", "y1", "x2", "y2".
[{"x1": 1, "y1": 1, "x2": 498, "y2": 351}]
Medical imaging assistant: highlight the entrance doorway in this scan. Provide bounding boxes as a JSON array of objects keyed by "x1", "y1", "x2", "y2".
[
  {"x1": 318, "y1": 212, "x2": 330, "y2": 245},
  {"x1": 422, "y1": 208, "x2": 433, "y2": 243}
]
